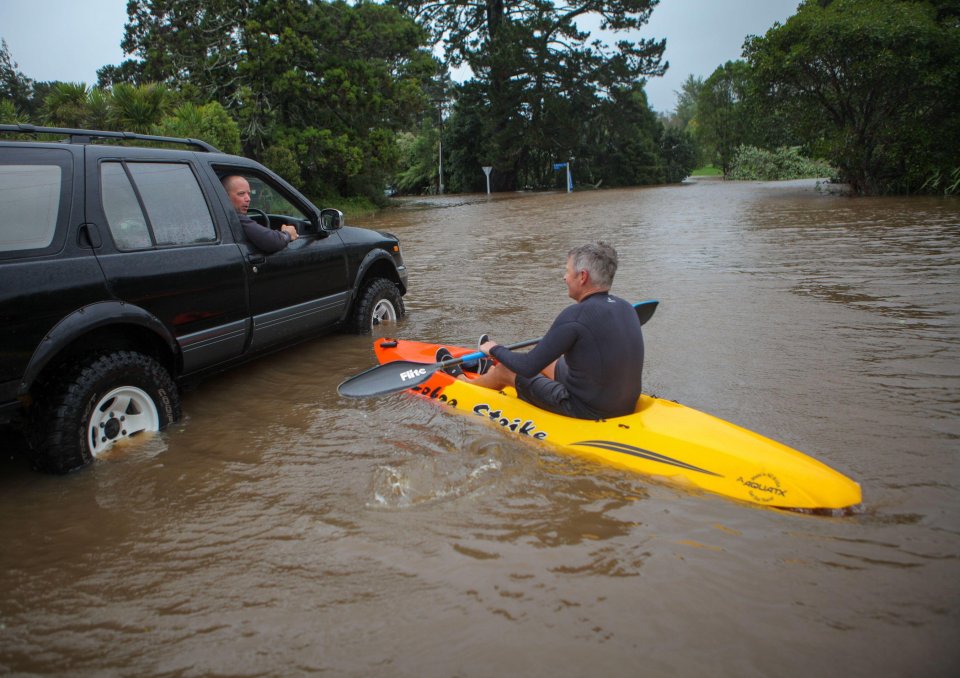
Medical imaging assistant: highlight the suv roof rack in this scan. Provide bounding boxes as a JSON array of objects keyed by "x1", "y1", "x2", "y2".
[{"x1": 0, "y1": 124, "x2": 221, "y2": 153}]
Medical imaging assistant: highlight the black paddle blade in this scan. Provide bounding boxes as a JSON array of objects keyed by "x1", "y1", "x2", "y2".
[
  {"x1": 635, "y1": 299, "x2": 658, "y2": 325},
  {"x1": 337, "y1": 359, "x2": 438, "y2": 398}
]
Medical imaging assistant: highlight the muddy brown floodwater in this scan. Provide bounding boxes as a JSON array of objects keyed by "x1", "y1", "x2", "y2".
[{"x1": 1, "y1": 178, "x2": 958, "y2": 676}]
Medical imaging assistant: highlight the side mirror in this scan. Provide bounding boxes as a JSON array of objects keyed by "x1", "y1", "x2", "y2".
[{"x1": 320, "y1": 208, "x2": 344, "y2": 230}]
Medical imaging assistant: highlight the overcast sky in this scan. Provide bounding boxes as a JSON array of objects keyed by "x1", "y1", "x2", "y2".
[{"x1": 0, "y1": 0, "x2": 801, "y2": 113}]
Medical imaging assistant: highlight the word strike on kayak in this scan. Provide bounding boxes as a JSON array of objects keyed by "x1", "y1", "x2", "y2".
[
  {"x1": 411, "y1": 382, "x2": 549, "y2": 440},
  {"x1": 473, "y1": 403, "x2": 548, "y2": 440}
]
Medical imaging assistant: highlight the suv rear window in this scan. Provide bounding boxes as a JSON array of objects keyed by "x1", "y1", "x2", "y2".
[
  {"x1": 101, "y1": 161, "x2": 217, "y2": 248},
  {"x1": 0, "y1": 165, "x2": 62, "y2": 252}
]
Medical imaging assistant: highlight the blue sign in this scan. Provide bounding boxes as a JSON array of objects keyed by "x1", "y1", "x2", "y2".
[{"x1": 553, "y1": 162, "x2": 567, "y2": 170}]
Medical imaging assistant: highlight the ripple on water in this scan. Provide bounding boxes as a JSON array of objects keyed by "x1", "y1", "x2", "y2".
[{"x1": 369, "y1": 453, "x2": 504, "y2": 509}]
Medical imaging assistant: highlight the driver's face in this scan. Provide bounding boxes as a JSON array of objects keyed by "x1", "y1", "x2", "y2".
[{"x1": 225, "y1": 177, "x2": 251, "y2": 214}]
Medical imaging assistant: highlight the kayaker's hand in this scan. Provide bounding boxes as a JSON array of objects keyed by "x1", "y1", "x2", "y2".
[{"x1": 480, "y1": 340, "x2": 497, "y2": 355}]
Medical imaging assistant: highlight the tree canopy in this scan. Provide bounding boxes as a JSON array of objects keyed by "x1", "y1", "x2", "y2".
[
  {"x1": 6, "y1": 0, "x2": 954, "y2": 198},
  {"x1": 743, "y1": 0, "x2": 960, "y2": 194},
  {"x1": 696, "y1": 61, "x2": 751, "y2": 176},
  {"x1": 105, "y1": 0, "x2": 436, "y2": 199},
  {"x1": 0, "y1": 39, "x2": 34, "y2": 120},
  {"x1": 391, "y1": 0, "x2": 670, "y2": 190},
  {"x1": 3, "y1": 1, "x2": 696, "y2": 197}
]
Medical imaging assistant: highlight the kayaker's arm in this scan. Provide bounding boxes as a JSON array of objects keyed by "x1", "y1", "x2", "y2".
[{"x1": 489, "y1": 318, "x2": 578, "y2": 377}]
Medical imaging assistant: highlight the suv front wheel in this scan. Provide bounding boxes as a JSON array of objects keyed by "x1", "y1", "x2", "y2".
[
  {"x1": 29, "y1": 351, "x2": 181, "y2": 473},
  {"x1": 348, "y1": 277, "x2": 405, "y2": 334}
]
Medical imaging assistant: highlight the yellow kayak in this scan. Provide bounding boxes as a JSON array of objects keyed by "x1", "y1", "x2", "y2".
[
  {"x1": 374, "y1": 339, "x2": 862, "y2": 511},
  {"x1": 372, "y1": 338, "x2": 862, "y2": 512}
]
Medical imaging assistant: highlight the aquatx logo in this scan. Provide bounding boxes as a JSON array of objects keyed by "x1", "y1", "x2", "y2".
[
  {"x1": 736, "y1": 472, "x2": 786, "y2": 503},
  {"x1": 400, "y1": 367, "x2": 428, "y2": 382}
]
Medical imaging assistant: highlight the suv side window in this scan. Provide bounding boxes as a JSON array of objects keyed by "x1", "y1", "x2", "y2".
[
  {"x1": 101, "y1": 161, "x2": 217, "y2": 248},
  {"x1": 101, "y1": 163, "x2": 152, "y2": 249},
  {"x1": 0, "y1": 163, "x2": 63, "y2": 253},
  {"x1": 246, "y1": 175, "x2": 308, "y2": 221}
]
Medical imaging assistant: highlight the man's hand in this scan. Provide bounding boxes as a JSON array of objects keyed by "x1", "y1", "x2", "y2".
[{"x1": 281, "y1": 224, "x2": 299, "y2": 241}]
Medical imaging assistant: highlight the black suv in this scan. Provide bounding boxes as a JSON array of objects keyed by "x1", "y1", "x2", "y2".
[{"x1": 0, "y1": 125, "x2": 407, "y2": 473}]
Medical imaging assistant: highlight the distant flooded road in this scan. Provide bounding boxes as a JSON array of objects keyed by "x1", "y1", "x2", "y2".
[{"x1": 2, "y1": 178, "x2": 958, "y2": 676}]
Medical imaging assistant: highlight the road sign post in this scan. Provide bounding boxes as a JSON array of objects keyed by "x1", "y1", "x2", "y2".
[
  {"x1": 482, "y1": 166, "x2": 493, "y2": 195},
  {"x1": 553, "y1": 161, "x2": 573, "y2": 193}
]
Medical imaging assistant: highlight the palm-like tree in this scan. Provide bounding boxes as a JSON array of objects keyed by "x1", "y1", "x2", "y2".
[
  {"x1": 153, "y1": 101, "x2": 242, "y2": 154},
  {"x1": 109, "y1": 83, "x2": 172, "y2": 133},
  {"x1": 43, "y1": 82, "x2": 90, "y2": 128},
  {"x1": 0, "y1": 99, "x2": 28, "y2": 125},
  {"x1": 86, "y1": 87, "x2": 112, "y2": 130}
]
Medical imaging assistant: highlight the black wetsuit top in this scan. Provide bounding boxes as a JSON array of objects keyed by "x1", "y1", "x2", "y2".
[
  {"x1": 490, "y1": 292, "x2": 644, "y2": 418},
  {"x1": 239, "y1": 213, "x2": 290, "y2": 253}
]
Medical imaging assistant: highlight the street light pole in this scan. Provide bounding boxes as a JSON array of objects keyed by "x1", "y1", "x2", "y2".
[{"x1": 437, "y1": 100, "x2": 444, "y2": 195}]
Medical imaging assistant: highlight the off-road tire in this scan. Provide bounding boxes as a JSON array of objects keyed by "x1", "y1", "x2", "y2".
[
  {"x1": 347, "y1": 277, "x2": 405, "y2": 334},
  {"x1": 28, "y1": 351, "x2": 181, "y2": 474}
]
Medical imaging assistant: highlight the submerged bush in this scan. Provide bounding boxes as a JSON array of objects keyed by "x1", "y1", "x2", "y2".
[
  {"x1": 728, "y1": 145, "x2": 835, "y2": 181},
  {"x1": 919, "y1": 167, "x2": 960, "y2": 196}
]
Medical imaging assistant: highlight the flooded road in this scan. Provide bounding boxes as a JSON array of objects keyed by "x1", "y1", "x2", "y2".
[{"x1": 2, "y1": 179, "x2": 958, "y2": 676}]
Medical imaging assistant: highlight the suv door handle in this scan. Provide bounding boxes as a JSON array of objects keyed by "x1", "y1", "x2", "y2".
[
  {"x1": 78, "y1": 223, "x2": 102, "y2": 248},
  {"x1": 247, "y1": 253, "x2": 265, "y2": 273}
]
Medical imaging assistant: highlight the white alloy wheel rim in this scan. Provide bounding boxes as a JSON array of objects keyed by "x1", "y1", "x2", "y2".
[
  {"x1": 371, "y1": 299, "x2": 398, "y2": 328},
  {"x1": 88, "y1": 386, "x2": 160, "y2": 457}
]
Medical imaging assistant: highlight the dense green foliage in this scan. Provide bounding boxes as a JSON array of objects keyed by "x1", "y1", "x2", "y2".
[
  {"x1": 102, "y1": 0, "x2": 436, "y2": 201},
  {"x1": 391, "y1": 0, "x2": 684, "y2": 192},
  {"x1": 392, "y1": 127, "x2": 439, "y2": 195},
  {"x1": 4, "y1": 1, "x2": 957, "y2": 197},
  {"x1": 0, "y1": 70, "x2": 242, "y2": 153},
  {"x1": 585, "y1": 85, "x2": 676, "y2": 188},
  {"x1": 681, "y1": 0, "x2": 960, "y2": 194},
  {"x1": 695, "y1": 61, "x2": 751, "y2": 176},
  {"x1": 692, "y1": 59, "x2": 803, "y2": 177},
  {"x1": 154, "y1": 102, "x2": 242, "y2": 154},
  {"x1": 0, "y1": 39, "x2": 33, "y2": 119},
  {"x1": 740, "y1": 0, "x2": 960, "y2": 194},
  {"x1": 728, "y1": 146, "x2": 835, "y2": 181}
]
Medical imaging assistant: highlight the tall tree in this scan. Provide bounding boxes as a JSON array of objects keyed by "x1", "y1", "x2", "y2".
[
  {"x1": 696, "y1": 61, "x2": 751, "y2": 175},
  {"x1": 443, "y1": 81, "x2": 489, "y2": 192},
  {"x1": 744, "y1": 0, "x2": 960, "y2": 194},
  {"x1": 108, "y1": 0, "x2": 250, "y2": 102},
  {"x1": 1, "y1": 40, "x2": 34, "y2": 116},
  {"x1": 586, "y1": 84, "x2": 665, "y2": 186},
  {"x1": 245, "y1": 0, "x2": 435, "y2": 197},
  {"x1": 392, "y1": 0, "x2": 667, "y2": 190},
  {"x1": 660, "y1": 126, "x2": 697, "y2": 183},
  {"x1": 672, "y1": 74, "x2": 702, "y2": 133}
]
